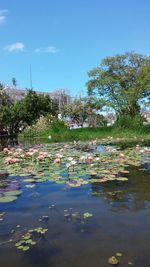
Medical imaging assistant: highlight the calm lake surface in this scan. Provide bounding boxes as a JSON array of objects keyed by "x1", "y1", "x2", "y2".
[{"x1": 0, "y1": 138, "x2": 150, "y2": 267}]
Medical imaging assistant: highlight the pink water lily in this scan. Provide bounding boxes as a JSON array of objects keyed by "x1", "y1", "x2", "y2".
[
  {"x1": 56, "y1": 153, "x2": 63, "y2": 158},
  {"x1": 3, "y1": 148, "x2": 10, "y2": 154},
  {"x1": 16, "y1": 148, "x2": 23, "y2": 153},
  {"x1": 86, "y1": 155, "x2": 93, "y2": 164},
  {"x1": 39, "y1": 151, "x2": 48, "y2": 157},
  {"x1": 91, "y1": 139, "x2": 97, "y2": 145},
  {"x1": 119, "y1": 153, "x2": 125, "y2": 160},
  {"x1": 25, "y1": 151, "x2": 35, "y2": 157},
  {"x1": 38, "y1": 155, "x2": 46, "y2": 161},
  {"x1": 5, "y1": 157, "x2": 20, "y2": 164},
  {"x1": 54, "y1": 158, "x2": 61, "y2": 164}
]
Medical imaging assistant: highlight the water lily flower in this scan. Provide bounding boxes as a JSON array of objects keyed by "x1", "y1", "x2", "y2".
[
  {"x1": 56, "y1": 153, "x2": 63, "y2": 158},
  {"x1": 3, "y1": 148, "x2": 10, "y2": 154},
  {"x1": 119, "y1": 153, "x2": 125, "y2": 160},
  {"x1": 70, "y1": 160, "x2": 77, "y2": 165},
  {"x1": 86, "y1": 155, "x2": 93, "y2": 164},
  {"x1": 7, "y1": 150, "x2": 13, "y2": 156},
  {"x1": 54, "y1": 158, "x2": 61, "y2": 164},
  {"x1": 5, "y1": 157, "x2": 20, "y2": 164},
  {"x1": 92, "y1": 139, "x2": 97, "y2": 145},
  {"x1": 13, "y1": 152, "x2": 20, "y2": 157},
  {"x1": 25, "y1": 151, "x2": 35, "y2": 157},
  {"x1": 37, "y1": 155, "x2": 45, "y2": 161},
  {"x1": 68, "y1": 157, "x2": 74, "y2": 161},
  {"x1": 95, "y1": 157, "x2": 100, "y2": 161},
  {"x1": 16, "y1": 148, "x2": 23, "y2": 153},
  {"x1": 39, "y1": 151, "x2": 48, "y2": 157},
  {"x1": 144, "y1": 147, "x2": 149, "y2": 153}
]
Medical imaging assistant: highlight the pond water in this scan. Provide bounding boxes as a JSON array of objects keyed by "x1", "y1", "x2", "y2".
[{"x1": 0, "y1": 139, "x2": 150, "y2": 267}]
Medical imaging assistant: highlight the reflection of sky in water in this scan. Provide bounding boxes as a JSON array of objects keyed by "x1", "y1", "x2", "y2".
[{"x1": 96, "y1": 145, "x2": 116, "y2": 154}]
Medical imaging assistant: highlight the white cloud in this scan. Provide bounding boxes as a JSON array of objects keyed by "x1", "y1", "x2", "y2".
[
  {"x1": 34, "y1": 46, "x2": 59, "y2": 54},
  {"x1": 4, "y1": 42, "x2": 25, "y2": 52},
  {"x1": 0, "y1": 9, "x2": 8, "y2": 24}
]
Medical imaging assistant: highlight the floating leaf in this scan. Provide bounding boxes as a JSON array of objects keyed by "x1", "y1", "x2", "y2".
[
  {"x1": 116, "y1": 177, "x2": 128, "y2": 181},
  {"x1": 116, "y1": 252, "x2": 122, "y2": 257},
  {"x1": 83, "y1": 212, "x2": 93, "y2": 219},
  {"x1": 108, "y1": 256, "x2": 119, "y2": 265},
  {"x1": 4, "y1": 190, "x2": 22, "y2": 196},
  {"x1": 22, "y1": 246, "x2": 30, "y2": 251},
  {"x1": 0, "y1": 195, "x2": 18, "y2": 203}
]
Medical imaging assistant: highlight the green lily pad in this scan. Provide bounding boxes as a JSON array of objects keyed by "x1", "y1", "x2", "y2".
[
  {"x1": 116, "y1": 177, "x2": 128, "y2": 181},
  {"x1": 83, "y1": 212, "x2": 93, "y2": 219},
  {"x1": 0, "y1": 195, "x2": 18, "y2": 203},
  {"x1": 22, "y1": 246, "x2": 30, "y2": 251},
  {"x1": 4, "y1": 190, "x2": 22, "y2": 196},
  {"x1": 23, "y1": 178, "x2": 36, "y2": 183},
  {"x1": 116, "y1": 252, "x2": 122, "y2": 257}
]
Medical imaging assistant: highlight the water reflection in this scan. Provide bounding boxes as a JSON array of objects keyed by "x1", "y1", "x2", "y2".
[
  {"x1": 0, "y1": 137, "x2": 19, "y2": 151},
  {"x1": 0, "y1": 138, "x2": 150, "y2": 267},
  {"x1": 90, "y1": 165, "x2": 150, "y2": 211}
]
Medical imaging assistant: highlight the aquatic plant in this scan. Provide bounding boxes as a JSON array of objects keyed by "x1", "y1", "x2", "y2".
[
  {"x1": 0, "y1": 141, "x2": 149, "y2": 203},
  {"x1": 15, "y1": 227, "x2": 48, "y2": 252}
]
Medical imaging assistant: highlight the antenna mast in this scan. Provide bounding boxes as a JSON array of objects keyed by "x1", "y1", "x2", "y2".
[{"x1": 30, "y1": 64, "x2": 33, "y2": 89}]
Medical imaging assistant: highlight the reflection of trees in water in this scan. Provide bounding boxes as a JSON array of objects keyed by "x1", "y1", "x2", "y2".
[
  {"x1": 0, "y1": 137, "x2": 19, "y2": 151},
  {"x1": 90, "y1": 165, "x2": 150, "y2": 211}
]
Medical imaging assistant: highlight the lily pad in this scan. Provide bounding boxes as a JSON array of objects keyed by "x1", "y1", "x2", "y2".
[
  {"x1": 83, "y1": 212, "x2": 93, "y2": 219},
  {"x1": 4, "y1": 190, "x2": 22, "y2": 196},
  {"x1": 108, "y1": 256, "x2": 119, "y2": 265},
  {"x1": 0, "y1": 195, "x2": 18, "y2": 203}
]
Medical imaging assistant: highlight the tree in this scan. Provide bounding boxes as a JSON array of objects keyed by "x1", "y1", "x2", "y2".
[
  {"x1": 62, "y1": 97, "x2": 106, "y2": 127},
  {"x1": 0, "y1": 83, "x2": 12, "y2": 107},
  {"x1": 62, "y1": 98, "x2": 87, "y2": 125},
  {"x1": 19, "y1": 90, "x2": 58, "y2": 125},
  {"x1": 0, "y1": 89, "x2": 58, "y2": 135},
  {"x1": 0, "y1": 83, "x2": 13, "y2": 131},
  {"x1": 87, "y1": 52, "x2": 150, "y2": 118}
]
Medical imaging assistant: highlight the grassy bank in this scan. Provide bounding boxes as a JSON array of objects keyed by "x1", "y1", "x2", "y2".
[{"x1": 20, "y1": 123, "x2": 150, "y2": 143}]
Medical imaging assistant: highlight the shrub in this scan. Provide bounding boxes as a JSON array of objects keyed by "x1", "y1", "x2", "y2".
[
  {"x1": 114, "y1": 115, "x2": 143, "y2": 130},
  {"x1": 51, "y1": 120, "x2": 68, "y2": 133}
]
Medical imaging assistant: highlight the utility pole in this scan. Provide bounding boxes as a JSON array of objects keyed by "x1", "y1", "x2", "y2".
[{"x1": 30, "y1": 64, "x2": 33, "y2": 89}]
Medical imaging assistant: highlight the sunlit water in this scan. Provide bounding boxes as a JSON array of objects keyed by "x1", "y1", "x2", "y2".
[{"x1": 0, "y1": 138, "x2": 150, "y2": 267}]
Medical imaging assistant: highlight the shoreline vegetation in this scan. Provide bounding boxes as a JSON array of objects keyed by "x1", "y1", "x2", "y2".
[{"x1": 20, "y1": 123, "x2": 150, "y2": 143}]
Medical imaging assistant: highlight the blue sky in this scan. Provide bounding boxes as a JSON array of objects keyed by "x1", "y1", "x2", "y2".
[{"x1": 0, "y1": 0, "x2": 150, "y2": 96}]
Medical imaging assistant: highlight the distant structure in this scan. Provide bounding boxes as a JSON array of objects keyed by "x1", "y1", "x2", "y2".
[
  {"x1": 143, "y1": 110, "x2": 150, "y2": 124},
  {"x1": 105, "y1": 112, "x2": 116, "y2": 126},
  {"x1": 4, "y1": 86, "x2": 71, "y2": 110}
]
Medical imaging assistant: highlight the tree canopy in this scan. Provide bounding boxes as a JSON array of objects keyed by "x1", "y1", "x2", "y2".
[
  {"x1": 0, "y1": 88, "x2": 58, "y2": 135},
  {"x1": 87, "y1": 52, "x2": 150, "y2": 117},
  {"x1": 62, "y1": 97, "x2": 106, "y2": 127}
]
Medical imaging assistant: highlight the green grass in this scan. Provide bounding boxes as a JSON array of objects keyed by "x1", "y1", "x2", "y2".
[{"x1": 20, "y1": 123, "x2": 150, "y2": 143}]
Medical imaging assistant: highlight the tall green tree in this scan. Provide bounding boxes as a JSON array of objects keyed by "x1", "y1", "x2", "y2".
[
  {"x1": 0, "y1": 89, "x2": 58, "y2": 135},
  {"x1": 87, "y1": 52, "x2": 150, "y2": 117}
]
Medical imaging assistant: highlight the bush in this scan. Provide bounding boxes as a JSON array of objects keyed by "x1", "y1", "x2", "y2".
[
  {"x1": 51, "y1": 120, "x2": 68, "y2": 133},
  {"x1": 114, "y1": 115, "x2": 143, "y2": 130}
]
